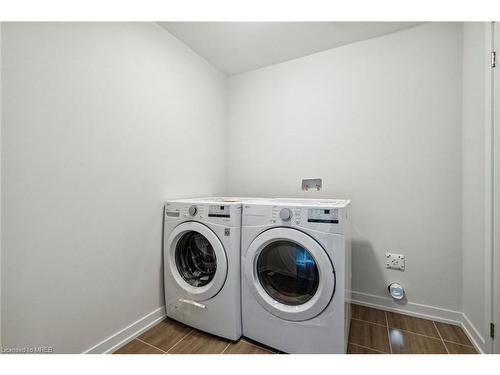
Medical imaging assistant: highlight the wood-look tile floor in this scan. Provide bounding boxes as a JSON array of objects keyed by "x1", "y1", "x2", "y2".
[
  {"x1": 348, "y1": 304, "x2": 478, "y2": 354},
  {"x1": 113, "y1": 304, "x2": 478, "y2": 354},
  {"x1": 114, "y1": 318, "x2": 276, "y2": 354}
]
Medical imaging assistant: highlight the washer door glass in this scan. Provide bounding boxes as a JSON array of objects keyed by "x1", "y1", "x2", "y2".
[
  {"x1": 166, "y1": 221, "x2": 228, "y2": 301},
  {"x1": 257, "y1": 240, "x2": 319, "y2": 306},
  {"x1": 175, "y1": 231, "x2": 217, "y2": 287}
]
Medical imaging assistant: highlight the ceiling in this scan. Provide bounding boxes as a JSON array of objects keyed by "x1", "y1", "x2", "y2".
[{"x1": 159, "y1": 22, "x2": 423, "y2": 75}]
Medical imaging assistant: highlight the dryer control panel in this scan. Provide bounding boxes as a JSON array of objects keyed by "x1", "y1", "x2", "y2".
[
  {"x1": 244, "y1": 202, "x2": 349, "y2": 235},
  {"x1": 307, "y1": 208, "x2": 339, "y2": 224}
]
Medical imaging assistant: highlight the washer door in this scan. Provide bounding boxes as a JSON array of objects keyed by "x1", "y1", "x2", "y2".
[
  {"x1": 166, "y1": 222, "x2": 227, "y2": 301},
  {"x1": 244, "y1": 228, "x2": 335, "y2": 321}
]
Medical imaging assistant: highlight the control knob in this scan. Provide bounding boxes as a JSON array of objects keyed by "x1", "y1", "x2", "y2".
[
  {"x1": 279, "y1": 208, "x2": 292, "y2": 221},
  {"x1": 188, "y1": 205, "x2": 198, "y2": 216}
]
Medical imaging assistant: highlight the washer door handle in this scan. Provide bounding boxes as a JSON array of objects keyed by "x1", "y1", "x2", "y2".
[{"x1": 178, "y1": 298, "x2": 206, "y2": 309}]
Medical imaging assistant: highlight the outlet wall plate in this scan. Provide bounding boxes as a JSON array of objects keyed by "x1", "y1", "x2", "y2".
[
  {"x1": 385, "y1": 252, "x2": 405, "y2": 271},
  {"x1": 301, "y1": 178, "x2": 322, "y2": 191}
]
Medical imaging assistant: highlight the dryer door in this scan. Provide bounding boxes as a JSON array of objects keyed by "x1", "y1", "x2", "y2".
[
  {"x1": 244, "y1": 227, "x2": 335, "y2": 321},
  {"x1": 166, "y1": 221, "x2": 228, "y2": 301}
]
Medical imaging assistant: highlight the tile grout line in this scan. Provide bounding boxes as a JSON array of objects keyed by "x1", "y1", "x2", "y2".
[
  {"x1": 443, "y1": 340, "x2": 476, "y2": 349},
  {"x1": 385, "y1": 311, "x2": 393, "y2": 354},
  {"x1": 240, "y1": 338, "x2": 276, "y2": 353},
  {"x1": 135, "y1": 338, "x2": 167, "y2": 354},
  {"x1": 433, "y1": 321, "x2": 449, "y2": 354},
  {"x1": 351, "y1": 317, "x2": 387, "y2": 328},
  {"x1": 443, "y1": 340, "x2": 475, "y2": 348},
  {"x1": 220, "y1": 341, "x2": 232, "y2": 354},
  {"x1": 362, "y1": 316, "x2": 449, "y2": 342},
  {"x1": 348, "y1": 342, "x2": 387, "y2": 354},
  {"x1": 441, "y1": 340, "x2": 451, "y2": 354},
  {"x1": 166, "y1": 329, "x2": 194, "y2": 354},
  {"x1": 391, "y1": 327, "x2": 443, "y2": 341},
  {"x1": 352, "y1": 304, "x2": 468, "y2": 330}
]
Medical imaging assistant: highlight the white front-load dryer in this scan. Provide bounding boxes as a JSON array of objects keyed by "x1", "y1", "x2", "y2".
[
  {"x1": 163, "y1": 198, "x2": 244, "y2": 340},
  {"x1": 241, "y1": 199, "x2": 351, "y2": 353}
]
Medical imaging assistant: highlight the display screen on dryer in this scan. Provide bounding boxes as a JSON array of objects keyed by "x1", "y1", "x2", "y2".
[
  {"x1": 307, "y1": 208, "x2": 339, "y2": 223},
  {"x1": 208, "y1": 205, "x2": 230, "y2": 218}
]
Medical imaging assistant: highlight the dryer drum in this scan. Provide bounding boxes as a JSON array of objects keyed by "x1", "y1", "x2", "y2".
[
  {"x1": 175, "y1": 231, "x2": 217, "y2": 287},
  {"x1": 257, "y1": 240, "x2": 319, "y2": 306}
]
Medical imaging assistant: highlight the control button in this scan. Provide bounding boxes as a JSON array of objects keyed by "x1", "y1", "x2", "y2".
[
  {"x1": 188, "y1": 205, "x2": 198, "y2": 216},
  {"x1": 279, "y1": 208, "x2": 292, "y2": 221}
]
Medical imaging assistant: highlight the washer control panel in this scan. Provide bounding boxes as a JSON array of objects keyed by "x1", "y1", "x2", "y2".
[
  {"x1": 208, "y1": 205, "x2": 230, "y2": 218},
  {"x1": 165, "y1": 201, "x2": 241, "y2": 227}
]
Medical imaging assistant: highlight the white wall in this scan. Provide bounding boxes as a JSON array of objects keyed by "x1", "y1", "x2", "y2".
[
  {"x1": 227, "y1": 23, "x2": 464, "y2": 317},
  {"x1": 461, "y1": 22, "x2": 489, "y2": 351},
  {"x1": 1, "y1": 21, "x2": 490, "y2": 353},
  {"x1": 1, "y1": 23, "x2": 227, "y2": 353}
]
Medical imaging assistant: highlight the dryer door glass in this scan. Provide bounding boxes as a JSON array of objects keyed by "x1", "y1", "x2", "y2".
[
  {"x1": 175, "y1": 231, "x2": 217, "y2": 287},
  {"x1": 257, "y1": 240, "x2": 319, "y2": 306}
]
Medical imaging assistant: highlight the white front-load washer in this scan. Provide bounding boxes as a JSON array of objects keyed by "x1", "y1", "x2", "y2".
[
  {"x1": 241, "y1": 198, "x2": 351, "y2": 353},
  {"x1": 163, "y1": 198, "x2": 245, "y2": 340}
]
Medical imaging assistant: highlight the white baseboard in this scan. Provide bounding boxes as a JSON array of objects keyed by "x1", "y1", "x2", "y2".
[
  {"x1": 352, "y1": 291, "x2": 488, "y2": 354},
  {"x1": 352, "y1": 291, "x2": 463, "y2": 324},
  {"x1": 83, "y1": 307, "x2": 166, "y2": 354},
  {"x1": 461, "y1": 313, "x2": 487, "y2": 354}
]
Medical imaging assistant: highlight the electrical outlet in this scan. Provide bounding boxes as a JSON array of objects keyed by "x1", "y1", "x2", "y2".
[{"x1": 385, "y1": 252, "x2": 405, "y2": 271}]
